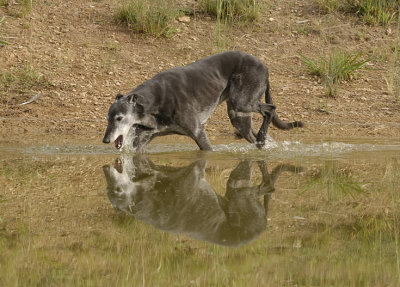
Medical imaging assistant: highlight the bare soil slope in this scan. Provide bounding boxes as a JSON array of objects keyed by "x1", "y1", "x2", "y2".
[{"x1": 1, "y1": 0, "x2": 399, "y2": 146}]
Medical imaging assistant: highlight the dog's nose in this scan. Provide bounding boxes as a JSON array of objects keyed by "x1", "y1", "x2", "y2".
[{"x1": 103, "y1": 137, "x2": 110, "y2": 144}]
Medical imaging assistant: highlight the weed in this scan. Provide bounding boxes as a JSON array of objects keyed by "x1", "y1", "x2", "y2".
[
  {"x1": 115, "y1": 0, "x2": 180, "y2": 38},
  {"x1": 296, "y1": 26, "x2": 310, "y2": 36},
  {"x1": 300, "y1": 49, "x2": 371, "y2": 97},
  {"x1": 199, "y1": 0, "x2": 259, "y2": 24}
]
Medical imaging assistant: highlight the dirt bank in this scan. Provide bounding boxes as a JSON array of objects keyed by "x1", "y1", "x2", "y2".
[{"x1": 1, "y1": 0, "x2": 399, "y2": 146}]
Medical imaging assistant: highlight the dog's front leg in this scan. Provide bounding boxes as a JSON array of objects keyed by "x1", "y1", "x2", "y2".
[
  {"x1": 192, "y1": 125, "x2": 213, "y2": 151},
  {"x1": 256, "y1": 104, "x2": 276, "y2": 149},
  {"x1": 132, "y1": 127, "x2": 155, "y2": 153}
]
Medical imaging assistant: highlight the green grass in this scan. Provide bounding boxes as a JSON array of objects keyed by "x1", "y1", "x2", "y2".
[
  {"x1": 115, "y1": 0, "x2": 180, "y2": 38},
  {"x1": 0, "y1": 64, "x2": 50, "y2": 94},
  {"x1": 314, "y1": 0, "x2": 342, "y2": 14},
  {"x1": 315, "y1": 0, "x2": 399, "y2": 26},
  {"x1": 346, "y1": 0, "x2": 399, "y2": 26},
  {"x1": 389, "y1": 11, "x2": 400, "y2": 101},
  {"x1": 301, "y1": 160, "x2": 367, "y2": 200},
  {"x1": 300, "y1": 49, "x2": 371, "y2": 97},
  {"x1": 1, "y1": 0, "x2": 32, "y2": 18},
  {"x1": 0, "y1": 16, "x2": 9, "y2": 46},
  {"x1": 199, "y1": 0, "x2": 259, "y2": 24}
]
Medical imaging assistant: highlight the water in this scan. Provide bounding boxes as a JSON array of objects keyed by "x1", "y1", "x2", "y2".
[{"x1": 1, "y1": 140, "x2": 400, "y2": 286}]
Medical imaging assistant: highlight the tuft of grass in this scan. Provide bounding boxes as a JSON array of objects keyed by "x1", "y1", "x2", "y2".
[
  {"x1": 1, "y1": 0, "x2": 32, "y2": 18},
  {"x1": 300, "y1": 49, "x2": 371, "y2": 97},
  {"x1": 199, "y1": 0, "x2": 259, "y2": 24},
  {"x1": 315, "y1": 0, "x2": 398, "y2": 26},
  {"x1": 0, "y1": 16, "x2": 9, "y2": 47},
  {"x1": 388, "y1": 11, "x2": 400, "y2": 101},
  {"x1": 314, "y1": 0, "x2": 343, "y2": 14},
  {"x1": 345, "y1": 0, "x2": 398, "y2": 26},
  {"x1": 301, "y1": 161, "x2": 367, "y2": 200},
  {"x1": 0, "y1": 64, "x2": 51, "y2": 94},
  {"x1": 115, "y1": 0, "x2": 180, "y2": 38},
  {"x1": 0, "y1": 196, "x2": 4, "y2": 223}
]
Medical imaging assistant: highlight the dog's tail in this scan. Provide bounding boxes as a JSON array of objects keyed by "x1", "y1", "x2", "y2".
[{"x1": 265, "y1": 81, "x2": 304, "y2": 130}]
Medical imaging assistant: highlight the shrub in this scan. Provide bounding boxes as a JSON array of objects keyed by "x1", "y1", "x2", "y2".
[{"x1": 300, "y1": 50, "x2": 371, "y2": 97}]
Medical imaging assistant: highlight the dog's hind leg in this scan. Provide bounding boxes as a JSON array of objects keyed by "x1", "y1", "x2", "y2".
[
  {"x1": 227, "y1": 101, "x2": 257, "y2": 143},
  {"x1": 255, "y1": 103, "x2": 276, "y2": 149}
]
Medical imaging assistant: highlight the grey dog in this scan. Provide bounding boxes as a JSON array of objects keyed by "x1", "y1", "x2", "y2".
[{"x1": 103, "y1": 51, "x2": 303, "y2": 152}]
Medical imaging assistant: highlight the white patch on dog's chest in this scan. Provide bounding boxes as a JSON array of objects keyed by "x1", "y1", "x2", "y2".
[{"x1": 199, "y1": 102, "x2": 219, "y2": 124}]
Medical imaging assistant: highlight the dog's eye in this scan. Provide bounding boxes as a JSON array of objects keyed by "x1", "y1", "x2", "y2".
[{"x1": 116, "y1": 116, "x2": 123, "y2": 122}]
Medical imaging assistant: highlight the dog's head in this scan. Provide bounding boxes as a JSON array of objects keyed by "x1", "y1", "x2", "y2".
[
  {"x1": 103, "y1": 93, "x2": 139, "y2": 149},
  {"x1": 103, "y1": 162, "x2": 137, "y2": 214}
]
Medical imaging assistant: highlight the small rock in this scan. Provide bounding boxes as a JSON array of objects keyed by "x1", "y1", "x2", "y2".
[
  {"x1": 178, "y1": 16, "x2": 190, "y2": 23},
  {"x1": 293, "y1": 239, "x2": 302, "y2": 248}
]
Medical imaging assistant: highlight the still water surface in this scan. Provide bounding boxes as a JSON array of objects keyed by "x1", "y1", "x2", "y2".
[{"x1": 1, "y1": 140, "x2": 400, "y2": 286}]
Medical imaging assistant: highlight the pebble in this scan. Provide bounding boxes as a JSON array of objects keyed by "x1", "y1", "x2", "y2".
[{"x1": 178, "y1": 16, "x2": 190, "y2": 23}]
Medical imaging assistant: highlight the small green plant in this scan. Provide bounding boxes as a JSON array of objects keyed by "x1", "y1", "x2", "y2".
[
  {"x1": 199, "y1": 0, "x2": 259, "y2": 24},
  {"x1": 115, "y1": 0, "x2": 180, "y2": 38},
  {"x1": 300, "y1": 49, "x2": 371, "y2": 97}
]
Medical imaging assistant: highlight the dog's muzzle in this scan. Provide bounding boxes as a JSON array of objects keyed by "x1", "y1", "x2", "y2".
[{"x1": 103, "y1": 137, "x2": 110, "y2": 144}]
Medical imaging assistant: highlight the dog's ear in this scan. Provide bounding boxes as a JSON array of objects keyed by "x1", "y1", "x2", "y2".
[
  {"x1": 126, "y1": 94, "x2": 138, "y2": 105},
  {"x1": 115, "y1": 93, "x2": 124, "y2": 100}
]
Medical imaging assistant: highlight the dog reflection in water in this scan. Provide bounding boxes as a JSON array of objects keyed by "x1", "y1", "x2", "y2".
[{"x1": 103, "y1": 156, "x2": 301, "y2": 247}]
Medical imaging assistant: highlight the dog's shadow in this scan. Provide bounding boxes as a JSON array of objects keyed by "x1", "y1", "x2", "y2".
[{"x1": 103, "y1": 156, "x2": 302, "y2": 247}]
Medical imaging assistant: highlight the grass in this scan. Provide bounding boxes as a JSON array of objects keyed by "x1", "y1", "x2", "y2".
[
  {"x1": 301, "y1": 160, "x2": 367, "y2": 200},
  {"x1": 0, "y1": 64, "x2": 50, "y2": 94},
  {"x1": 314, "y1": 0, "x2": 342, "y2": 14},
  {"x1": 0, "y1": 16, "x2": 9, "y2": 46},
  {"x1": 115, "y1": 0, "x2": 180, "y2": 38},
  {"x1": 389, "y1": 11, "x2": 400, "y2": 101},
  {"x1": 300, "y1": 49, "x2": 371, "y2": 97},
  {"x1": 199, "y1": 0, "x2": 259, "y2": 24},
  {"x1": 346, "y1": 0, "x2": 399, "y2": 26},
  {"x1": 315, "y1": 0, "x2": 399, "y2": 26},
  {"x1": 1, "y1": 0, "x2": 32, "y2": 18}
]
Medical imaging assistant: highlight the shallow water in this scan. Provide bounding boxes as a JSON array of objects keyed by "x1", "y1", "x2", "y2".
[{"x1": 1, "y1": 140, "x2": 400, "y2": 286}]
